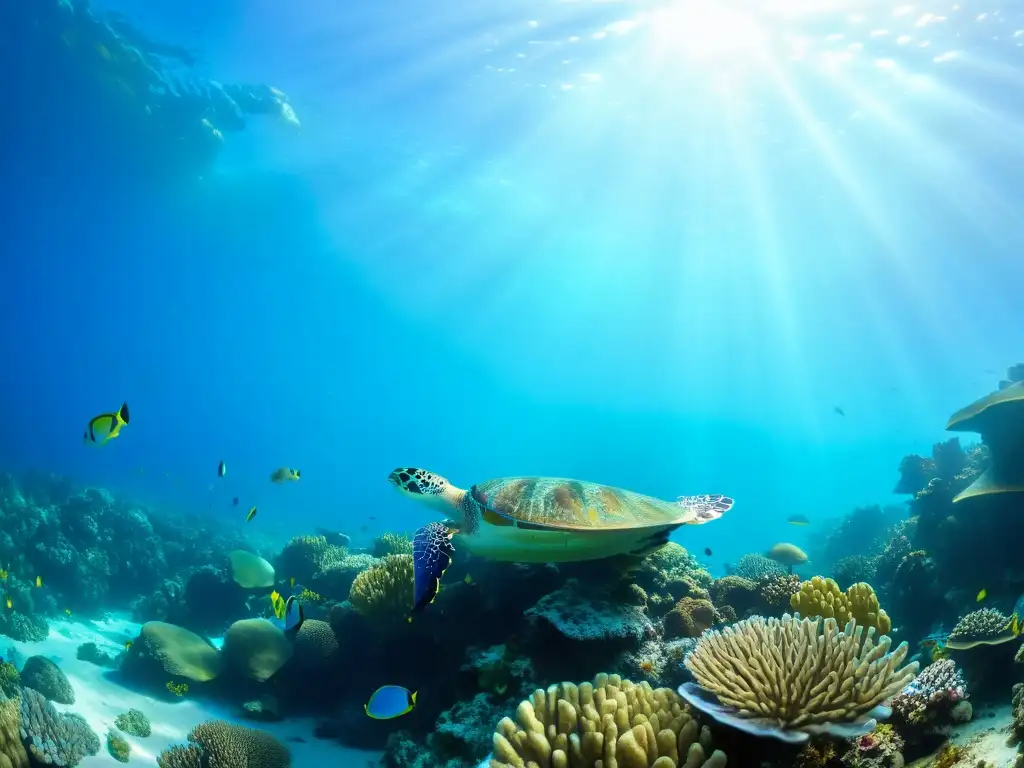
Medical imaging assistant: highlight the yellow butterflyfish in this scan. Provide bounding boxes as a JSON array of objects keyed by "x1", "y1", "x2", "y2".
[
  {"x1": 83, "y1": 402, "x2": 130, "y2": 446},
  {"x1": 35, "y1": 576, "x2": 42, "y2": 588},
  {"x1": 976, "y1": 588, "x2": 987, "y2": 603}
]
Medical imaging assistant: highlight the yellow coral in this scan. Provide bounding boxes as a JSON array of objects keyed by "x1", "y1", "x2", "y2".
[
  {"x1": 489, "y1": 673, "x2": 726, "y2": 768},
  {"x1": 789, "y1": 576, "x2": 891, "y2": 634},
  {"x1": 348, "y1": 554, "x2": 414, "y2": 621}
]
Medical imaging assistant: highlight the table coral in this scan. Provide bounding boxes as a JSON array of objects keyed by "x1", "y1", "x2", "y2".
[
  {"x1": 490, "y1": 672, "x2": 726, "y2": 768},
  {"x1": 679, "y1": 613, "x2": 917, "y2": 743},
  {"x1": 946, "y1": 608, "x2": 1018, "y2": 650}
]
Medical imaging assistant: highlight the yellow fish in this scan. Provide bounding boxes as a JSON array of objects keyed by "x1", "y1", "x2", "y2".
[
  {"x1": 0, "y1": 569, "x2": 7, "y2": 582},
  {"x1": 4, "y1": 596, "x2": 10, "y2": 610},
  {"x1": 64, "y1": 609, "x2": 72, "y2": 617},
  {"x1": 270, "y1": 467, "x2": 301, "y2": 484},
  {"x1": 124, "y1": 640, "x2": 133, "y2": 651},
  {"x1": 35, "y1": 576, "x2": 42, "y2": 588},
  {"x1": 464, "y1": 575, "x2": 474, "y2": 586},
  {"x1": 84, "y1": 403, "x2": 130, "y2": 446},
  {"x1": 269, "y1": 591, "x2": 286, "y2": 619},
  {"x1": 289, "y1": 577, "x2": 295, "y2": 589},
  {"x1": 244, "y1": 506, "x2": 257, "y2": 523},
  {"x1": 977, "y1": 588, "x2": 987, "y2": 602},
  {"x1": 1009, "y1": 614, "x2": 1021, "y2": 637}
]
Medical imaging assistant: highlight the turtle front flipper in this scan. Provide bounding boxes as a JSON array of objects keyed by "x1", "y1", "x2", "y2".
[
  {"x1": 676, "y1": 494, "x2": 734, "y2": 524},
  {"x1": 411, "y1": 522, "x2": 456, "y2": 614}
]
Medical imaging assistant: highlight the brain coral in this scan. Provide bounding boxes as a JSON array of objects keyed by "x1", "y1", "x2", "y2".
[
  {"x1": 228, "y1": 550, "x2": 275, "y2": 589},
  {"x1": 292, "y1": 620, "x2": 339, "y2": 667},
  {"x1": 789, "y1": 576, "x2": 892, "y2": 635},
  {"x1": 21, "y1": 656, "x2": 74, "y2": 705},
  {"x1": 680, "y1": 613, "x2": 918, "y2": 743},
  {"x1": 222, "y1": 620, "x2": 293, "y2": 682},
  {"x1": 137, "y1": 621, "x2": 222, "y2": 682},
  {"x1": 19, "y1": 687, "x2": 99, "y2": 767},
  {"x1": 348, "y1": 554, "x2": 414, "y2": 621},
  {"x1": 732, "y1": 553, "x2": 786, "y2": 581},
  {"x1": 157, "y1": 720, "x2": 290, "y2": 768},
  {"x1": 490, "y1": 672, "x2": 726, "y2": 768}
]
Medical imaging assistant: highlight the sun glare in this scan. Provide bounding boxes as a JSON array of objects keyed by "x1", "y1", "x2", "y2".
[{"x1": 646, "y1": 4, "x2": 767, "y2": 59}]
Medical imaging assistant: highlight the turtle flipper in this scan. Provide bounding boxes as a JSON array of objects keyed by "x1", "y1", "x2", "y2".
[
  {"x1": 676, "y1": 494, "x2": 734, "y2": 524},
  {"x1": 412, "y1": 522, "x2": 456, "y2": 613}
]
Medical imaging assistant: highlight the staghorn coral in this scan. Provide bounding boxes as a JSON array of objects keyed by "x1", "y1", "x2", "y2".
[
  {"x1": 348, "y1": 554, "x2": 414, "y2": 621},
  {"x1": 106, "y1": 730, "x2": 131, "y2": 763},
  {"x1": 490, "y1": 672, "x2": 726, "y2": 768},
  {"x1": 663, "y1": 597, "x2": 718, "y2": 640},
  {"x1": 19, "y1": 687, "x2": 99, "y2": 767},
  {"x1": 790, "y1": 576, "x2": 892, "y2": 635},
  {"x1": 371, "y1": 532, "x2": 414, "y2": 557},
  {"x1": 221, "y1": 619, "x2": 293, "y2": 682},
  {"x1": 114, "y1": 708, "x2": 151, "y2": 738},
  {"x1": 732, "y1": 553, "x2": 786, "y2": 581},
  {"x1": 946, "y1": 608, "x2": 1018, "y2": 649},
  {"x1": 21, "y1": 656, "x2": 74, "y2": 705},
  {"x1": 157, "y1": 720, "x2": 291, "y2": 768},
  {"x1": 679, "y1": 613, "x2": 918, "y2": 743}
]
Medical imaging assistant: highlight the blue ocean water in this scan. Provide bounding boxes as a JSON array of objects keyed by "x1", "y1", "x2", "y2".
[{"x1": 3, "y1": 0, "x2": 1022, "y2": 570}]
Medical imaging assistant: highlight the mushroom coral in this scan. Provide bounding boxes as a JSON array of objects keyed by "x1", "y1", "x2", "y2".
[{"x1": 490, "y1": 672, "x2": 726, "y2": 768}]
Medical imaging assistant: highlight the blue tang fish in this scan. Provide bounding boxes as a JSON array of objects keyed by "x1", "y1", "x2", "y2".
[
  {"x1": 411, "y1": 522, "x2": 455, "y2": 614},
  {"x1": 365, "y1": 685, "x2": 417, "y2": 720},
  {"x1": 268, "y1": 595, "x2": 304, "y2": 635}
]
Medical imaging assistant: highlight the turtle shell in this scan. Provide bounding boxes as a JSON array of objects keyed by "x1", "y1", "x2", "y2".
[{"x1": 470, "y1": 477, "x2": 694, "y2": 531}]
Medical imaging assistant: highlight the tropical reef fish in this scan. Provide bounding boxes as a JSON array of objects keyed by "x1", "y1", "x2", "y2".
[
  {"x1": 704, "y1": 547, "x2": 713, "y2": 556},
  {"x1": 289, "y1": 577, "x2": 295, "y2": 589},
  {"x1": 268, "y1": 595, "x2": 304, "y2": 634},
  {"x1": 124, "y1": 640, "x2": 133, "y2": 651},
  {"x1": 218, "y1": 460, "x2": 227, "y2": 477},
  {"x1": 232, "y1": 497, "x2": 239, "y2": 506},
  {"x1": 787, "y1": 514, "x2": 810, "y2": 526},
  {"x1": 4, "y1": 596, "x2": 10, "y2": 610},
  {"x1": 34, "y1": 576, "x2": 42, "y2": 588},
  {"x1": 833, "y1": 406, "x2": 845, "y2": 416},
  {"x1": 270, "y1": 590, "x2": 285, "y2": 619},
  {"x1": 270, "y1": 467, "x2": 300, "y2": 483},
  {"x1": 245, "y1": 506, "x2": 257, "y2": 523},
  {"x1": 976, "y1": 588, "x2": 987, "y2": 603},
  {"x1": 84, "y1": 402, "x2": 130, "y2": 446},
  {"x1": 766, "y1": 542, "x2": 808, "y2": 574},
  {"x1": 365, "y1": 685, "x2": 417, "y2": 720}
]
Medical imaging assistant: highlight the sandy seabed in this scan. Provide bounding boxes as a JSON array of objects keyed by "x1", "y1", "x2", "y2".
[{"x1": 6, "y1": 614, "x2": 382, "y2": 767}]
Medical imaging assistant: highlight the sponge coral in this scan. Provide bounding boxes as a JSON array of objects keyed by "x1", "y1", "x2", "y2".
[
  {"x1": 663, "y1": 597, "x2": 718, "y2": 639},
  {"x1": 21, "y1": 656, "x2": 74, "y2": 705},
  {"x1": 680, "y1": 613, "x2": 917, "y2": 743},
  {"x1": 157, "y1": 720, "x2": 290, "y2": 768},
  {"x1": 490, "y1": 672, "x2": 726, "y2": 768},
  {"x1": 789, "y1": 576, "x2": 891, "y2": 635},
  {"x1": 348, "y1": 554, "x2": 414, "y2": 620}
]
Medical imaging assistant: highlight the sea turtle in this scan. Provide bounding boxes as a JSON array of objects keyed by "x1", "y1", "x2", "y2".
[{"x1": 388, "y1": 468, "x2": 734, "y2": 611}]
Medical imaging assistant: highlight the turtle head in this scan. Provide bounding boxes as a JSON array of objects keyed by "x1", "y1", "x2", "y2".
[{"x1": 388, "y1": 467, "x2": 460, "y2": 515}]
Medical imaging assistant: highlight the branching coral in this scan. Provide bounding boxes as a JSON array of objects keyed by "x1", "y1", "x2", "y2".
[
  {"x1": 157, "y1": 720, "x2": 291, "y2": 768},
  {"x1": 348, "y1": 554, "x2": 414, "y2": 621},
  {"x1": 19, "y1": 687, "x2": 99, "y2": 767},
  {"x1": 732, "y1": 553, "x2": 786, "y2": 581},
  {"x1": 758, "y1": 573, "x2": 801, "y2": 612},
  {"x1": 114, "y1": 708, "x2": 151, "y2": 738},
  {"x1": 371, "y1": 532, "x2": 413, "y2": 557},
  {"x1": 679, "y1": 613, "x2": 918, "y2": 743},
  {"x1": 21, "y1": 656, "x2": 74, "y2": 705},
  {"x1": 789, "y1": 576, "x2": 892, "y2": 635},
  {"x1": 490, "y1": 673, "x2": 726, "y2": 768},
  {"x1": 946, "y1": 608, "x2": 1018, "y2": 650},
  {"x1": 277, "y1": 535, "x2": 347, "y2": 584}
]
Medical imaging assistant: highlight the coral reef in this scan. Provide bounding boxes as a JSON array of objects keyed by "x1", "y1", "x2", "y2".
[
  {"x1": 0, "y1": 614, "x2": 48, "y2": 644},
  {"x1": 0, "y1": 690, "x2": 28, "y2": 768},
  {"x1": 840, "y1": 723, "x2": 905, "y2": 768},
  {"x1": 0, "y1": 663, "x2": 19, "y2": 700},
  {"x1": 221, "y1": 619, "x2": 293, "y2": 682},
  {"x1": 891, "y1": 659, "x2": 971, "y2": 751},
  {"x1": 833, "y1": 555, "x2": 879, "y2": 589},
  {"x1": 114, "y1": 708, "x2": 151, "y2": 738},
  {"x1": 680, "y1": 614, "x2": 918, "y2": 743},
  {"x1": 663, "y1": 597, "x2": 719, "y2": 640},
  {"x1": 372, "y1": 533, "x2": 414, "y2": 557},
  {"x1": 731, "y1": 553, "x2": 786, "y2": 581},
  {"x1": 524, "y1": 579, "x2": 653, "y2": 644},
  {"x1": 106, "y1": 730, "x2": 131, "y2": 763},
  {"x1": 20, "y1": 656, "x2": 74, "y2": 705},
  {"x1": 490, "y1": 673, "x2": 726, "y2": 768},
  {"x1": 276, "y1": 535, "x2": 348, "y2": 586},
  {"x1": 75, "y1": 642, "x2": 119, "y2": 669},
  {"x1": 790, "y1": 576, "x2": 892, "y2": 635},
  {"x1": 945, "y1": 608, "x2": 1017, "y2": 649},
  {"x1": 348, "y1": 554, "x2": 414, "y2": 621},
  {"x1": 19, "y1": 687, "x2": 99, "y2": 767},
  {"x1": 156, "y1": 720, "x2": 290, "y2": 768}
]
